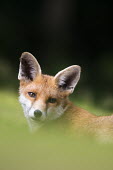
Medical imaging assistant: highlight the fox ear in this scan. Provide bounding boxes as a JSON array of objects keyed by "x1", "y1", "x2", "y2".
[
  {"x1": 54, "y1": 65, "x2": 81, "y2": 93},
  {"x1": 18, "y1": 52, "x2": 41, "y2": 81}
]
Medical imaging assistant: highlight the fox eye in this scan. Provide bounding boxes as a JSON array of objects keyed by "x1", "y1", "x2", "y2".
[
  {"x1": 28, "y1": 92, "x2": 36, "y2": 98},
  {"x1": 48, "y1": 98, "x2": 57, "y2": 103}
]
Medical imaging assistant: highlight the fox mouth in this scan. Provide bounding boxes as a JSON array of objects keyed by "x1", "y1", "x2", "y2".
[
  {"x1": 30, "y1": 117, "x2": 43, "y2": 122},
  {"x1": 30, "y1": 116, "x2": 46, "y2": 122},
  {"x1": 30, "y1": 117, "x2": 41, "y2": 121}
]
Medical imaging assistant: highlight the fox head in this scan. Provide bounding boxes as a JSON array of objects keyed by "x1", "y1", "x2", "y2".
[{"x1": 18, "y1": 52, "x2": 81, "y2": 130}]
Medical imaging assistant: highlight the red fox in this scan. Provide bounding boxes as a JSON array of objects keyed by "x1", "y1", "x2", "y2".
[{"x1": 18, "y1": 52, "x2": 113, "y2": 139}]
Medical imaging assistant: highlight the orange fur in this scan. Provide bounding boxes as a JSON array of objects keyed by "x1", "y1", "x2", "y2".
[
  {"x1": 19, "y1": 75, "x2": 69, "y2": 110},
  {"x1": 19, "y1": 74, "x2": 113, "y2": 138},
  {"x1": 18, "y1": 52, "x2": 113, "y2": 140}
]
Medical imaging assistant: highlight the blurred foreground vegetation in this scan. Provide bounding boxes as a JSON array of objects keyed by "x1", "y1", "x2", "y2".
[
  {"x1": 0, "y1": 90, "x2": 113, "y2": 170},
  {"x1": 0, "y1": 1, "x2": 113, "y2": 169}
]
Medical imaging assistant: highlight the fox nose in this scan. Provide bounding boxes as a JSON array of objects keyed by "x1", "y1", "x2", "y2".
[{"x1": 34, "y1": 110, "x2": 42, "y2": 118}]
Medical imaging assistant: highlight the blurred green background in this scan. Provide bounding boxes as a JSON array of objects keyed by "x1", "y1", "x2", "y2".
[
  {"x1": 0, "y1": 0, "x2": 113, "y2": 109},
  {"x1": 0, "y1": 1, "x2": 113, "y2": 170}
]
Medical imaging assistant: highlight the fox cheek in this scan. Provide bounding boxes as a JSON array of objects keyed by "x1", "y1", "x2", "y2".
[
  {"x1": 47, "y1": 105, "x2": 65, "y2": 120},
  {"x1": 19, "y1": 94, "x2": 32, "y2": 117}
]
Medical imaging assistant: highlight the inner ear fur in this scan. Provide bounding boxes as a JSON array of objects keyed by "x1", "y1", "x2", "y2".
[
  {"x1": 18, "y1": 52, "x2": 41, "y2": 81},
  {"x1": 54, "y1": 65, "x2": 81, "y2": 93}
]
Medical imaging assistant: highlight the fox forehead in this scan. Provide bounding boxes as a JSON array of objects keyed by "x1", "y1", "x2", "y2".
[{"x1": 19, "y1": 74, "x2": 63, "y2": 98}]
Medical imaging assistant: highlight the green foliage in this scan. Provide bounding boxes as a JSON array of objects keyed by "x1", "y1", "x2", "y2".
[{"x1": 0, "y1": 91, "x2": 113, "y2": 170}]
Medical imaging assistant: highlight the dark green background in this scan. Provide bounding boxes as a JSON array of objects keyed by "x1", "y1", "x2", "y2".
[
  {"x1": 0, "y1": 0, "x2": 113, "y2": 109},
  {"x1": 0, "y1": 2, "x2": 113, "y2": 169}
]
